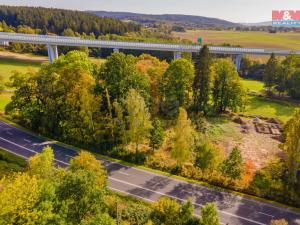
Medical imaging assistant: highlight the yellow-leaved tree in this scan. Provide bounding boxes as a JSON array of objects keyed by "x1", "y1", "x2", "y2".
[{"x1": 172, "y1": 107, "x2": 194, "y2": 166}]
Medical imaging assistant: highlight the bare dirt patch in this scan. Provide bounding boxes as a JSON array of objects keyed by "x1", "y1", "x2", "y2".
[{"x1": 215, "y1": 118, "x2": 282, "y2": 170}]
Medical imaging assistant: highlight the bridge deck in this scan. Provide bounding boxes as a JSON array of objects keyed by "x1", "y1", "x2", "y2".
[{"x1": 0, "y1": 32, "x2": 299, "y2": 56}]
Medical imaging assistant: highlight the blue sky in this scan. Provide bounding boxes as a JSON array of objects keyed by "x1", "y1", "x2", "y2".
[{"x1": 0, "y1": 0, "x2": 299, "y2": 23}]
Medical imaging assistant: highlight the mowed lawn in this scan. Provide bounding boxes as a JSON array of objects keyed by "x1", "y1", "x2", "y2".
[
  {"x1": 241, "y1": 79, "x2": 265, "y2": 93},
  {"x1": 0, "y1": 58, "x2": 41, "y2": 84},
  {"x1": 173, "y1": 30, "x2": 300, "y2": 50},
  {"x1": 240, "y1": 78, "x2": 296, "y2": 122}
]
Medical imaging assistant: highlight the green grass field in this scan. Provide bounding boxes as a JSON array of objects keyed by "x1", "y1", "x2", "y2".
[
  {"x1": 0, "y1": 58, "x2": 41, "y2": 84},
  {"x1": 240, "y1": 78, "x2": 296, "y2": 122},
  {"x1": 173, "y1": 30, "x2": 300, "y2": 50},
  {"x1": 241, "y1": 79, "x2": 265, "y2": 93},
  {"x1": 244, "y1": 96, "x2": 296, "y2": 123}
]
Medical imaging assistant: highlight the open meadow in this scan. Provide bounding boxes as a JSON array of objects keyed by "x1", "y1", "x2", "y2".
[{"x1": 173, "y1": 30, "x2": 300, "y2": 50}]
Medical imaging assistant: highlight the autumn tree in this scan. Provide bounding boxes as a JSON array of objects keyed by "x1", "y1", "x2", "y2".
[
  {"x1": 29, "y1": 145, "x2": 54, "y2": 178},
  {"x1": 270, "y1": 219, "x2": 288, "y2": 225},
  {"x1": 0, "y1": 173, "x2": 52, "y2": 224},
  {"x1": 149, "y1": 118, "x2": 165, "y2": 150},
  {"x1": 193, "y1": 45, "x2": 213, "y2": 114},
  {"x1": 161, "y1": 58, "x2": 194, "y2": 113},
  {"x1": 282, "y1": 108, "x2": 300, "y2": 192},
  {"x1": 136, "y1": 54, "x2": 169, "y2": 114},
  {"x1": 212, "y1": 58, "x2": 247, "y2": 113},
  {"x1": 263, "y1": 53, "x2": 279, "y2": 93},
  {"x1": 100, "y1": 52, "x2": 150, "y2": 102},
  {"x1": 172, "y1": 107, "x2": 194, "y2": 166},
  {"x1": 220, "y1": 147, "x2": 244, "y2": 180},
  {"x1": 152, "y1": 197, "x2": 195, "y2": 225},
  {"x1": 125, "y1": 89, "x2": 152, "y2": 154},
  {"x1": 200, "y1": 203, "x2": 220, "y2": 225},
  {"x1": 70, "y1": 151, "x2": 107, "y2": 188}
]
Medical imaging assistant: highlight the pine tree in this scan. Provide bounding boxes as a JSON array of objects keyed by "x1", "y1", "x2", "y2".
[{"x1": 193, "y1": 45, "x2": 213, "y2": 114}]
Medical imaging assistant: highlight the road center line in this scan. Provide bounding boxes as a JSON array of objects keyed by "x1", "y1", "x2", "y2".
[
  {"x1": 6, "y1": 131, "x2": 13, "y2": 136},
  {"x1": 109, "y1": 177, "x2": 266, "y2": 225}
]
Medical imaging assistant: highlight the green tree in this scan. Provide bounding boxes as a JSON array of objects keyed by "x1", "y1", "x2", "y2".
[
  {"x1": 162, "y1": 58, "x2": 195, "y2": 110},
  {"x1": 149, "y1": 118, "x2": 165, "y2": 150},
  {"x1": 125, "y1": 89, "x2": 152, "y2": 154},
  {"x1": 282, "y1": 109, "x2": 300, "y2": 191},
  {"x1": 263, "y1": 53, "x2": 279, "y2": 93},
  {"x1": 212, "y1": 58, "x2": 247, "y2": 113},
  {"x1": 220, "y1": 147, "x2": 243, "y2": 180},
  {"x1": 200, "y1": 203, "x2": 220, "y2": 225},
  {"x1": 172, "y1": 107, "x2": 194, "y2": 166},
  {"x1": 6, "y1": 51, "x2": 102, "y2": 146},
  {"x1": 80, "y1": 213, "x2": 116, "y2": 225},
  {"x1": 240, "y1": 56, "x2": 252, "y2": 77},
  {"x1": 100, "y1": 52, "x2": 150, "y2": 102},
  {"x1": 195, "y1": 142, "x2": 224, "y2": 171},
  {"x1": 193, "y1": 45, "x2": 213, "y2": 114}
]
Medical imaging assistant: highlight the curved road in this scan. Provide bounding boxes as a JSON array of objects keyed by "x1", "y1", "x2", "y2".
[{"x1": 0, "y1": 120, "x2": 299, "y2": 225}]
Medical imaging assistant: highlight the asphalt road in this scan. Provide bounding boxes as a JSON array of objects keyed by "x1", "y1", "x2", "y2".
[{"x1": 0, "y1": 120, "x2": 299, "y2": 225}]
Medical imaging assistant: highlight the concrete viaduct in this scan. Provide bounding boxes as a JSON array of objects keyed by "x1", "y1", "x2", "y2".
[{"x1": 1, "y1": 32, "x2": 299, "y2": 71}]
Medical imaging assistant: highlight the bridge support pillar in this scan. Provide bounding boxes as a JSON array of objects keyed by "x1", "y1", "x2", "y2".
[
  {"x1": 234, "y1": 54, "x2": 243, "y2": 72},
  {"x1": 174, "y1": 51, "x2": 182, "y2": 60},
  {"x1": 113, "y1": 48, "x2": 119, "y2": 53},
  {"x1": 47, "y1": 44, "x2": 58, "y2": 63},
  {"x1": 0, "y1": 41, "x2": 9, "y2": 46}
]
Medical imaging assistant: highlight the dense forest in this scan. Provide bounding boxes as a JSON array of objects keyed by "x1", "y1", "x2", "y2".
[{"x1": 0, "y1": 5, "x2": 140, "y2": 36}]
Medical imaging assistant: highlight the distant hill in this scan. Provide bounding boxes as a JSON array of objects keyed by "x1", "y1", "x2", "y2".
[
  {"x1": 0, "y1": 5, "x2": 140, "y2": 36},
  {"x1": 89, "y1": 11, "x2": 240, "y2": 29}
]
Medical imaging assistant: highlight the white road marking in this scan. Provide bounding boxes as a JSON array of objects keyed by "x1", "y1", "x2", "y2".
[
  {"x1": 109, "y1": 177, "x2": 266, "y2": 225},
  {"x1": 117, "y1": 171, "x2": 130, "y2": 176},
  {"x1": 0, "y1": 137, "x2": 69, "y2": 166},
  {"x1": 0, "y1": 146, "x2": 29, "y2": 160},
  {"x1": 258, "y1": 212, "x2": 274, "y2": 218},
  {"x1": 65, "y1": 154, "x2": 74, "y2": 158},
  {"x1": 6, "y1": 131, "x2": 13, "y2": 136},
  {"x1": 24, "y1": 139, "x2": 31, "y2": 143}
]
